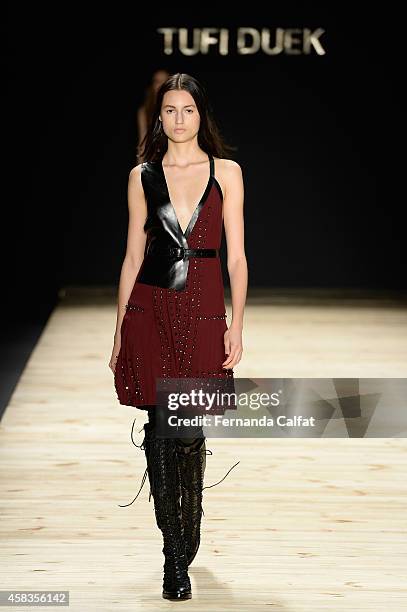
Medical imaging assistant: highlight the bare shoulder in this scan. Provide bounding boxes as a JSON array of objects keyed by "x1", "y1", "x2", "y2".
[
  {"x1": 213, "y1": 157, "x2": 243, "y2": 198},
  {"x1": 127, "y1": 163, "x2": 147, "y2": 209},
  {"x1": 214, "y1": 157, "x2": 242, "y2": 172},
  {"x1": 128, "y1": 163, "x2": 146, "y2": 191},
  {"x1": 214, "y1": 157, "x2": 242, "y2": 180},
  {"x1": 129, "y1": 163, "x2": 143, "y2": 180}
]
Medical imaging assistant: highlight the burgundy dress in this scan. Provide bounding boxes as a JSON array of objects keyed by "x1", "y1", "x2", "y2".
[{"x1": 114, "y1": 153, "x2": 234, "y2": 408}]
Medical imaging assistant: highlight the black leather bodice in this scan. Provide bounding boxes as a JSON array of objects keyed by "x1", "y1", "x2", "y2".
[{"x1": 135, "y1": 154, "x2": 215, "y2": 291}]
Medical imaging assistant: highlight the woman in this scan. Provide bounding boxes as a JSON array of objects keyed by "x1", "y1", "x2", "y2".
[
  {"x1": 110, "y1": 73, "x2": 247, "y2": 600},
  {"x1": 136, "y1": 68, "x2": 170, "y2": 162}
]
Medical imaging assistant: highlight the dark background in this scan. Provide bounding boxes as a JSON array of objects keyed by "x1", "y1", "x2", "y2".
[{"x1": 4, "y1": 4, "x2": 404, "y2": 328}]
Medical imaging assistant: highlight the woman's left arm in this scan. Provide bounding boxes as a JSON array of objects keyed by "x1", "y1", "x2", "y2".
[{"x1": 222, "y1": 160, "x2": 248, "y2": 370}]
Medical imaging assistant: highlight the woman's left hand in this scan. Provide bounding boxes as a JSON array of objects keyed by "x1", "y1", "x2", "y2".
[{"x1": 222, "y1": 324, "x2": 243, "y2": 370}]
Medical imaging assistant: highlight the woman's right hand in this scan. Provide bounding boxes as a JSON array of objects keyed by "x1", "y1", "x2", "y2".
[{"x1": 109, "y1": 337, "x2": 122, "y2": 374}]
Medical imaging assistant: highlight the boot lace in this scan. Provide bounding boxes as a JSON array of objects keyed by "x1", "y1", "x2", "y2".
[{"x1": 118, "y1": 417, "x2": 240, "y2": 509}]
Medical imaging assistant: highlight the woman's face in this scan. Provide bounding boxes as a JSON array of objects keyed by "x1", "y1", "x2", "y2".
[{"x1": 160, "y1": 90, "x2": 200, "y2": 142}]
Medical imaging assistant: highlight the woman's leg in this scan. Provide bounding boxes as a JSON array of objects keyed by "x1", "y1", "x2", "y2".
[
  {"x1": 142, "y1": 406, "x2": 192, "y2": 600},
  {"x1": 174, "y1": 425, "x2": 207, "y2": 567},
  {"x1": 146, "y1": 406, "x2": 205, "y2": 567}
]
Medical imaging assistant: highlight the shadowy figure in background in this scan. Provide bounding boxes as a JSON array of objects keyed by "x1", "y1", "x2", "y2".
[{"x1": 136, "y1": 69, "x2": 170, "y2": 162}]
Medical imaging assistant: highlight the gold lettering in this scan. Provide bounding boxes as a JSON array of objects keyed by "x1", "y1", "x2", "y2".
[
  {"x1": 284, "y1": 28, "x2": 302, "y2": 55},
  {"x1": 237, "y1": 27, "x2": 260, "y2": 55},
  {"x1": 158, "y1": 27, "x2": 326, "y2": 56},
  {"x1": 219, "y1": 28, "x2": 229, "y2": 56},
  {"x1": 200, "y1": 28, "x2": 220, "y2": 54},
  {"x1": 303, "y1": 28, "x2": 326, "y2": 55},
  {"x1": 179, "y1": 27, "x2": 201, "y2": 56},
  {"x1": 157, "y1": 28, "x2": 177, "y2": 55},
  {"x1": 261, "y1": 27, "x2": 284, "y2": 55}
]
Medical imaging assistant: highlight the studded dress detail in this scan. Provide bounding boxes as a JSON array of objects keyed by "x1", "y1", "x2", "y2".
[{"x1": 114, "y1": 153, "x2": 234, "y2": 408}]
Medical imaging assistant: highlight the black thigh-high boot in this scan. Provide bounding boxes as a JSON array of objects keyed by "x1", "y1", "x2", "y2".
[
  {"x1": 175, "y1": 435, "x2": 207, "y2": 566},
  {"x1": 117, "y1": 409, "x2": 240, "y2": 587},
  {"x1": 175, "y1": 430, "x2": 241, "y2": 567},
  {"x1": 143, "y1": 409, "x2": 192, "y2": 601}
]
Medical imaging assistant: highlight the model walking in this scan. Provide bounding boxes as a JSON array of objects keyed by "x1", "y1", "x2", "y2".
[{"x1": 110, "y1": 73, "x2": 247, "y2": 600}]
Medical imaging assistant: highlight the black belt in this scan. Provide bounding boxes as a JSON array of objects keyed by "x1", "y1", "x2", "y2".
[{"x1": 150, "y1": 246, "x2": 219, "y2": 261}]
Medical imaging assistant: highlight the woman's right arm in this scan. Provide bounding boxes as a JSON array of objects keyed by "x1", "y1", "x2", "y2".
[{"x1": 109, "y1": 164, "x2": 147, "y2": 373}]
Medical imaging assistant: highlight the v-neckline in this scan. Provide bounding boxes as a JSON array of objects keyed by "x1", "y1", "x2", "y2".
[{"x1": 160, "y1": 153, "x2": 212, "y2": 239}]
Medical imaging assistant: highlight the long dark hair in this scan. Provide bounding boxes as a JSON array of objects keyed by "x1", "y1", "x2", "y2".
[{"x1": 138, "y1": 73, "x2": 236, "y2": 163}]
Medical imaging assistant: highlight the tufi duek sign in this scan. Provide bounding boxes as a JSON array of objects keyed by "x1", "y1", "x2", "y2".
[{"x1": 157, "y1": 27, "x2": 326, "y2": 56}]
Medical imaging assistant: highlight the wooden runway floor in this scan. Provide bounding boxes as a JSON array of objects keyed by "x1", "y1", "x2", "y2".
[{"x1": 1, "y1": 288, "x2": 406, "y2": 610}]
